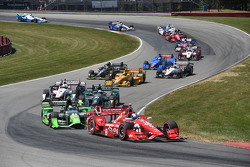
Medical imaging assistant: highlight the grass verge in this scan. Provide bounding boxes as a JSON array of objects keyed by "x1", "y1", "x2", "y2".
[
  {"x1": 145, "y1": 17, "x2": 250, "y2": 143},
  {"x1": 0, "y1": 22, "x2": 139, "y2": 86}
]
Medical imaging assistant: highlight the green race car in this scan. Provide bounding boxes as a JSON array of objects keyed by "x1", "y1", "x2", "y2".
[
  {"x1": 41, "y1": 101, "x2": 92, "y2": 129},
  {"x1": 78, "y1": 84, "x2": 120, "y2": 108}
]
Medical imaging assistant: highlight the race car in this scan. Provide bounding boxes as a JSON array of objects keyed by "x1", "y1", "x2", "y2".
[
  {"x1": 108, "y1": 21, "x2": 135, "y2": 31},
  {"x1": 78, "y1": 84, "x2": 120, "y2": 108},
  {"x1": 156, "y1": 62, "x2": 193, "y2": 79},
  {"x1": 143, "y1": 54, "x2": 176, "y2": 70},
  {"x1": 104, "y1": 68, "x2": 146, "y2": 87},
  {"x1": 86, "y1": 105, "x2": 183, "y2": 141},
  {"x1": 41, "y1": 101, "x2": 91, "y2": 129},
  {"x1": 157, "y1": 24, "x2": 175, "y2": 36},
  {"x1": 165, "y1": 30, "x2": 186, "y2": 42},
  {"x1": 42, "y1": 79, "x2": 86, "y2": 103},
  {"x1": 87, "y1": 62, "x2": 127, "y2": 80},
  {"x1": 16, "y1": 14, "x2": 48, "y2": 23},
  {"x1": 175, "y1": 38, "x2": 196, "y2": 52},
  {"x1": 178, "y1": 46, "x2": 202, "y2": 61}
]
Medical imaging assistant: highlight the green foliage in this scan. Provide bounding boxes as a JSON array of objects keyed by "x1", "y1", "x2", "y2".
[{"x1": 0, "y1": 22, "x2": 139, "y2": 85}]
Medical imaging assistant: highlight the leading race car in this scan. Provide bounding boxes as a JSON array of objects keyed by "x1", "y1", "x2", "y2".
[
  {"x1": 41, "y1": 101, "x2": 92, "y2": 129},
  {"x1": 86, "y1": 105, "x2": 183, "y2": 141},
  {"x1": 108, "y1": 21, "x2": 135, "y2": 31},
  {"x1": 16, "y1": 13, "x2": 48, "y2": 23}
]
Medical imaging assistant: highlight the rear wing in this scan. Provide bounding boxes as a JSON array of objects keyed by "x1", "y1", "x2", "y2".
[
  {"x1": 41, "y1": 101, "x2": 68, "y2": 108},
  {"x1": 87, "y1": 85, "x2": 119, "y2": 92},
  {"x1": 120, "y1": 68, "x2": 146, "y2": 74},
  {"x1": 55, "y1": 80, "x2": 85, "y2": 86},
  {"x1": 110, "y1": 63, "x2": 127, "y2": 68},
  {"x1": 161, "y1": 54, "x2": 174, "y2": 59},
  {"x1": 87, "y1": 106, "x2": 125, "y2": 116},
  {"x1": 50, "y1": 101, "x2": 67, "y2": 106},
  {"x1": 175, "y1": 62, "x2": 193, "y2": 66}
]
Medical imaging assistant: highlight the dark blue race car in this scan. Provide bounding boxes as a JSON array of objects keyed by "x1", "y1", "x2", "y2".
[{"x1": 108, "y1": 21, "x2": 135, "y2": 31}]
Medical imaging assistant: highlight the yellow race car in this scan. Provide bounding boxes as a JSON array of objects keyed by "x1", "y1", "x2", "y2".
[{"x1": 104, "y1": 68, "x2": 146, "y2": 87}]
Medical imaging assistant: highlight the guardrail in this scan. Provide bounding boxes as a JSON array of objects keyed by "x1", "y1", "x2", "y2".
[
  {"x1": 0, "y1": 36, "x2": 12, "y2": 57},
  {"x1": 171, "y1": 12, "x2": 250, "y2": 17}
]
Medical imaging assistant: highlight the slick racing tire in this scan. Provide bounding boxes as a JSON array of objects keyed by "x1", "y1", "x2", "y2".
[
  {"x1": 18, "y1": 17, "x2": 22, "y2": 22},
  {"x1": 78, "y1": 95, "x2": 85, "y2": 101},
  {"x1": 156, "y1": 69, "x2": 163, "y2": 78},
  {"x1": 118, "y1": 122, "x2": 133, "y2": 140},
  {"x1": 43, "y1": 89, "x2": 50, "y2": 98},
  {"x1": 109, "y1": 95, "x2": 116, "y2": 108},
  {"x1": 127, "y1": 77, "x2": 134, "y2": 86},
  {"x1": 88, "y1": 70, "x2": 95, "y2": 78},
  {"x1": 163, "y1": 120, "x2": 178, "y2": 139},
  {"x1": 88, "y1": 118, "x2": 96, "y2": 135}
]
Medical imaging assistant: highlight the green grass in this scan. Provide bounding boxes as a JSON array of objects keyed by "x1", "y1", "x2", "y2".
[
  {"x1": 0, "y1": 22, "x2": 139, "y2": 85},
  {"x1": 145, "y1": 17, "x2": 250, "y2": 143}
]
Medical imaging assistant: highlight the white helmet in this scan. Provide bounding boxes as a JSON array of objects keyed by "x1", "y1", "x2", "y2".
[{"x1": 131, "y1": 113, "x2": 138, "y2": 120}]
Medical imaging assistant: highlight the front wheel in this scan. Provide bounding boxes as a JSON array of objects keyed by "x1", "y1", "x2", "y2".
[
  {"x1": 118, "y1": 124, "x2": 127, "y2": 140},
  {"x1": 163, "y1": 120, "x2": 179, "y2": 139},
  {"x1": 88, "y1": 70, "x2": 95, "y2": 78},
  {"x1": 18, "y1": 17, "x2": 22, "y2": 22},
  {"x1": 88, "y1": 118, "x2": 96, "y2": 135},
  {"x1": 127, "y1": 77, "x2": 134, "y2": 86}
]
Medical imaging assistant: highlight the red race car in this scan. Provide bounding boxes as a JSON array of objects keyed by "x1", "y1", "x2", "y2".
[
  {"x1": 165, "y1": 31, "x2": 186, "y2": 42},
  {"x1": 86, "y1": 105, "x2": 183, "y2": 141}
]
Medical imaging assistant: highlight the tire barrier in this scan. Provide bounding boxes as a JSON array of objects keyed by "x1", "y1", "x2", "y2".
[{"x1": 0, "y1": 36, "x2": 12, "y2": 57}]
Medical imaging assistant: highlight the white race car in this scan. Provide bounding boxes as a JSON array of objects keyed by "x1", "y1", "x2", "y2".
[
  {"x1": 157, "y1": 25, "x2": 175, "y2": 36},
  {"x1": 42, "y1": 79, "x2": 86, "y2": 102},
  {"x1": 156, "y1": 62, "x2": 193, "y2": 79}
]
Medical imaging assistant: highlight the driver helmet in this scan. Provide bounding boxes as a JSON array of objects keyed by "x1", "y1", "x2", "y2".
[
  {"x1": 98, "y1": 89, "x2": 103, "y2": 93},
  {"x1": 68, "y1": 105, "x2": 74, "y2": 110},
  {"x1": 131, "y1": 113, "x2": 138, "y2": 120}
]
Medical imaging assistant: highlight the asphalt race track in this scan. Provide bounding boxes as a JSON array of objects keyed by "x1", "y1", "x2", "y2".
[{"x1": 0, "y1": 13, "x2": 250, "y2": 167}]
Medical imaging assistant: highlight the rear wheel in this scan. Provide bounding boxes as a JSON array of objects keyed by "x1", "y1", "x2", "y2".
[
  {"x1": 156, "y1": 69, "x2": 163, "y2": 78},
  {"x1": 109, "y1": 95, "x2": 116, "y2": 108},
  {"x1": 43, "y1": 89, "x2": 50, "y2": 98}
]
